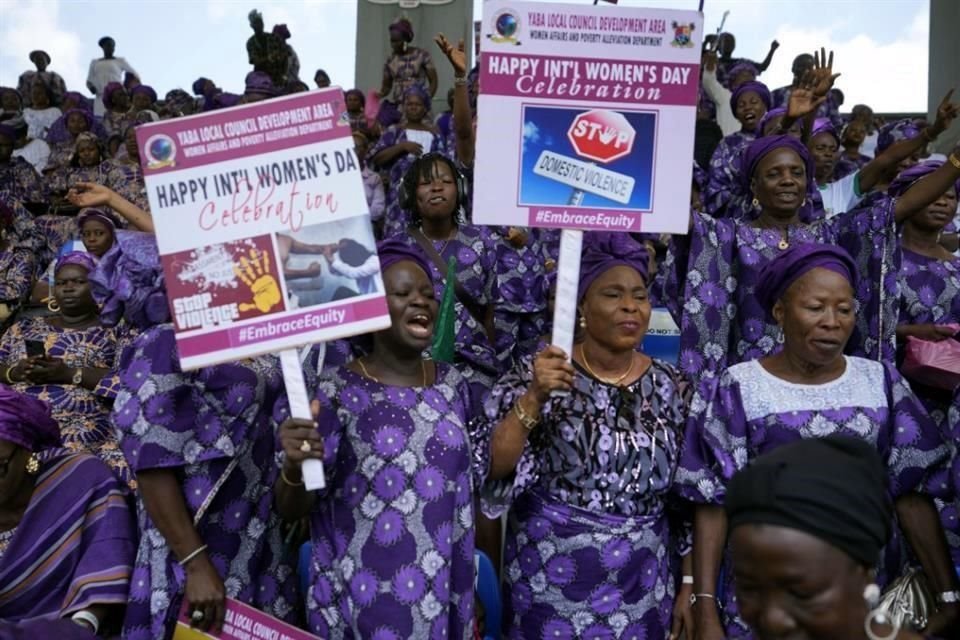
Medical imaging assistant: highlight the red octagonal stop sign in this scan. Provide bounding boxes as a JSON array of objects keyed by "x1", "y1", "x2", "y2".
[{"x1": 567, "y1": 109, "x2": 636, "y2": 164}]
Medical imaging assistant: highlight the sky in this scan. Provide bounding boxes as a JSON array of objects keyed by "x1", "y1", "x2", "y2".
[{"x1": 0, "y1": 0, "x2": 930, "y2": 113}]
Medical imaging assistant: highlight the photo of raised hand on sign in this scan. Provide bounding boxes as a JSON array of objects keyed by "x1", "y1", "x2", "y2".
[
  {"x1": 518, "y1": 104, "x2": 657, "y2": 212},
  {"x1": 236, "y1": 248, "x2": 283, "y2": 314}
]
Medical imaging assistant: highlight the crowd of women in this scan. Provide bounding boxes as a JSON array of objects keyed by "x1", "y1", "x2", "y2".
[{"x1": 1, "y1": 14, "x2": 960, "y2": 640}]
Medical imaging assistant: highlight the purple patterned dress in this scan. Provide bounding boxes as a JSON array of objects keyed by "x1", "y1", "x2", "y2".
[
  {"x1": 835, "y1": 152, "x2": 871, "y2": 180},
  {"x1": 676, "y1": 356, "x2": 951, "y2": 637},
  {"x1": 103, "y1": 158, "x2": 150, "y2": 212},
  {"x1": 0, "y1": 317, "x2": 135, "y2": 488},
  {"x1": 898, "y1": 249, "x2": 960, "y2": 564},
  {"x1": 396, "y1": 226, "x2": 501, "y2": 393},
  {"x1": 947, "y1": 391, "x2": 960, "y2": 568},
  {"x1": 490, "y1": 227, "x2": 554, "y2": 369},
  {"x1": 662, "y1": 201, "x2": 900, "y2": 392},
  {"x1": 0, "y1": 157, "x2": 46, "y2": 203},
  {"x1": 0, "y1": 245, "x2": 35, "y2": 313},
  {"x1": 704, "y1": 130, "x2": 755, "y2": 217},
  {"x1": 290, "y1": 363, "x2": 486, "y2": 639},
  {"x1": 368, "y1": 126, "x2": 447, "y2": 238},
  {"x1": 113, "y1": 326, "x2": 298, "y2": 640},
  {"x1": 481, "y1": 357, "x2": 692, "y2": 639}
]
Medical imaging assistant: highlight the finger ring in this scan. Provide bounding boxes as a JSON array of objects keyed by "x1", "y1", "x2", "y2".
[
  {"x1": 299, "y1": 440, "x2": 311, "y2": 453},
  {"x1": 191, "y1": 609, "x2": 205, "y2": 623}
]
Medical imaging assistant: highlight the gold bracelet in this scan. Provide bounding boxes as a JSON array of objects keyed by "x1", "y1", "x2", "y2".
[
  {"x1": 513, "y1": 399, "x2": 539, "y2": 431},
  {"x1": 3, "y1": 367, "x2": 17, "y2": 385},
  {"x1": 280, "y1": 467, "x2": 304, "y2": 487},
  {"x1": 949, "y1": 153, "x2": 960, "y2": 170}
]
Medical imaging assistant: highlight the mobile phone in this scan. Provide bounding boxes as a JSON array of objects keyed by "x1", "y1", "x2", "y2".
[{"x1": 25, "y1": 340, "x2": 46, "y2": 358}]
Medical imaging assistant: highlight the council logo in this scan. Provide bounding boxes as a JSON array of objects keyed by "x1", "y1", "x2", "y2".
[{"x1": 144, "y1": 133, "x2": 177, "y2": 170}]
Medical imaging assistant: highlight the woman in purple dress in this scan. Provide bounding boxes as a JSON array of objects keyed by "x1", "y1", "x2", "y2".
[
  {"x1": 703, "y1": 80, "x2": 770, "y2": 216},
  {"x1": 369, "y1": 87, "x2": 446, "y2": 237},
  {"x1": 679, "y1": 244, "x2": 959, "y2": 639},
  {"x1": 725, "y1": 437, "x2": 933, "y2": 640},
  {"x1": 834, "y1": 117, "x2": 872, "y2": 180},
  {"x1": 393, "y1": 153, "x2": 500, "y2": 395},
  {"x1": 376, "y1": 18, "x2": 438, "y2": 128},
  {"x1": 105, "y1": 238, "x2": 297, "y2": 638},
  {"x1": 102, "y1": 125, "x2": 149, "y2": 212},
  {"x1": 483, "y1": 233, "x2": 693, "y2": 639},
  {"x1": 663, "y1": 132, "x2": 960, "y2": 393},
  {"x1": 0, "y1": 194, "x2": 40, "y2": 322},
  {"x1": 0, "y1": 252, "x2": 134, "y2": 488},
  {"x1": 276, "y1": 238, "x2": 486, "y2": 639},
  {"x1": 0, "y1": 386, "x2": 135, "y2": 634}
]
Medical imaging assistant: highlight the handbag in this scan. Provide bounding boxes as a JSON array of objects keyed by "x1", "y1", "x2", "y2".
[
  {"x1": 901, "y1": 331, "x2": 960, "y2": 392},
  {"x1": 874, "y1": 567, "x2": 936, "y2": 631}
]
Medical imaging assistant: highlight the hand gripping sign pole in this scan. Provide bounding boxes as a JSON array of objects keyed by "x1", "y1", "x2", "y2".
[{"x1": 280, "y1": 346, "x2": 326, "y2": 490}]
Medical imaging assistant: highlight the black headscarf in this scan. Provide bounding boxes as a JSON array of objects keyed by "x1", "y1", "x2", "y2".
[{"x1": 725, "y1": 435, "x2": 892, "y2": 567}]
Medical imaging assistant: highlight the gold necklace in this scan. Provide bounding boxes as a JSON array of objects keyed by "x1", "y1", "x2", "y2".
[
  {"x1": 420, "y1": 225, "x2": 455, "y2": 255},
  {"x1": 579, "y1": 344, "x2": 633, "y2": 386},
  {"x1": 357, "y1": 358, "x2": 428, "y2": 386}
]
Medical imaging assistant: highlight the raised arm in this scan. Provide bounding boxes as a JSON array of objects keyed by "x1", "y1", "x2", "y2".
[
  {"x1": 68, "y1": 182, "x2": 154, "y2": 233},
  {"x1": 894, "y1": 140, "x2": 960, "y2": 223},
  {"x1": 859, "y1": 89, "x2": 958, "y2": 193},
  {"x1": 435, "y1": 33, "x2": 474, "y2": 166},
  {"x1": 756, "y1": 39, "x2": 779, "y2": 72}
]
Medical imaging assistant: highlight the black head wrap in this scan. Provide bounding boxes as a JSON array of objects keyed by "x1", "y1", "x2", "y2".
[{"x1": 725, "y1": 435, "x2": 892, "y2": 567}]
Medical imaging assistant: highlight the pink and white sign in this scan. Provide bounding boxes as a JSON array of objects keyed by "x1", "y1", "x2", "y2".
[
  {"x1": 473, "y1": 1, "x2": 702, "y2": 233},
  {"x1": 173, "y1": 598, "x2": 321, "y2": 640},
  {"x1": 138, "y1": 89, "x2": 390, "y2": 369}
]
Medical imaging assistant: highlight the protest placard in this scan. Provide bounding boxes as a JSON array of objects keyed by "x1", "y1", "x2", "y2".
[
  {"x1": 137, "y1": 89, "x2": 390, "y2": 371},
  {"x1": 474, "y1": 0, "x2": 702, "y2": 234},
  {"x1": 173, "y1": 598, "x2": 320, "y2": 640}
]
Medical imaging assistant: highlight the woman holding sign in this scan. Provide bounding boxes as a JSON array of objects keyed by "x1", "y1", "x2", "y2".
[
  {"x1": 481, "y1": 233, "x2": 694, "y2": 639},
  {"x1": 276, "y1": 238, "x2": 487, "y2": 639}
]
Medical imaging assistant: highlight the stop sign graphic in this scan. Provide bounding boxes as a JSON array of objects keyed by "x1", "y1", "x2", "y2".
[{"x1": 567, "y1": 109, "x2": 636, "y2": 164}]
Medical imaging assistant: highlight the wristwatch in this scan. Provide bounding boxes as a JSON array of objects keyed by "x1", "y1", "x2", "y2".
[{"x1": 72, "y1": 368, "x2": 83, "y2": 385}]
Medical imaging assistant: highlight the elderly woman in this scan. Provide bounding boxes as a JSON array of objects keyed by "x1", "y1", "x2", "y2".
[
  {"x1": 662, "y1": 127, "x2": 960, "y2": 390},
  {"x1": 23, "y1": 78, "x2": 62, "y2": 140},
  {"x1": 483, "y1": 233, "x2": 693, "y2": 639},
  {"x1": 725, "y1": 436, "x2": 931, "y2": 640},
  {"x1": 377, "y1": 18, "x2": 438, "y2": 127},
  {"x1": 103, "y1": 235, "x2": 298, "y2": 637},
  {"x1": 393, "y1": 154, "x2": 500, "y2": 395},
  {"x1": 276, "y1": 238, "x2": 486, "y2": 638},
  {"x1": 100, "y1": 82, "x2": 133, "y2": 138},
  {"x1": 679, "y1": 244, "x2": 960, "y2": 639},
  {"x1": 103, "y1": 125, "x2": 149, "y2": 211},
  {"x1": 0, "y1": 122, "x2": 46, "y2": 203},
  {"x1": 0, "y1": 252, "x2": 134, "y2": 488},
  {"x1": 370, "y1": 88, "x2": 445, "y2": 236},
  {"x1": 0, "y1": 195, "x2": 41, "y2": 323},
  {"x1": 0, "y1": 385, "x2": 135, "y2": 633},
  {"x1": 703, "y1": 80, "x2": 771, "y2": 216}
]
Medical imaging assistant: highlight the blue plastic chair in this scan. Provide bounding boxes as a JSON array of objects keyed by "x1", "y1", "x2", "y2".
[
  {"x1": 298, "y1": 541, "x2": 312, "y2": 598},
  {"x1": 475, "y1": 550, "x2": 502, "y2": 640}
]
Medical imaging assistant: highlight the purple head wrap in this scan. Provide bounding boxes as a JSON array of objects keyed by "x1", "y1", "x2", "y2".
[
  {"x1": 578, "y1": 232, "x2": 650, "y2": 301},
  {"x1": 102, "y1": 82, "x2": 125, "y2": 109},
  {"x1": 389, "y1": 18, "x2": 414, "y2": 43},
  {"x1": 192, "y1": 77, "x2": 212, "y2": 96},
  {"x1": 376, "y1": 237, "x2": 433, "y2": 283},
  {"x1": 810, "y1": 118, "x2": 839, "y2": 145},
  {"x1": 77, "y1": 206, "x2": 123, "y2": 230},
  {"x1": 755, "y1": 243, "x2": 857, "y2": 318},
  {"x1": 90, "y1": 230, "x2": 169, "y2": 329},
  {"x1": 0, "y1": 385, "x2": 61, "y2": 451},
  {"x1": 759, "y1": 107, "x2": 787, "y2": 136},
  {"x1": 272, "y1": 24, "x2": 291, "y2": 39},
  {"x1": 54, "y1": 251, "x2": 97, "y2": 275},
  {"x1": 730, "y1": 80, "x2": 771, "y2": 116},
  {"x1": 876, "y1": 119, "x2": 923, "y2": 154},
  {"x1": 887, "y1": 160, "x2": 959, "y2": 200},
  {"x1": 244, "y1": 71, "x2": 279, "y2": 97},
  {"x1": 63, "y1": 108, "x2": 95, "y2": 132},
  {"x1": 728, "y1": 61, "x2": 759, "y2": 82},
  {"x1": 741, "y1": 135, "x2": 815, "y2": 190},
  {"x1": 62, "y1": 91, "x2": 88, "y2": 110},
  {"x1": 402, "y1": 85, "x2": 431, "y2": 114},
  {"x1": 131, "y1": 85, "x2": 157, "y2": 103}
]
